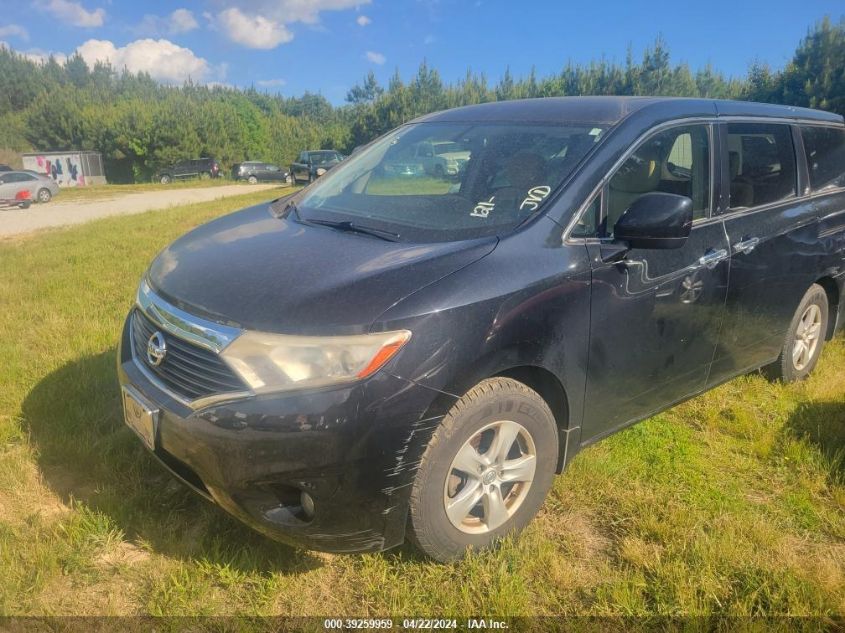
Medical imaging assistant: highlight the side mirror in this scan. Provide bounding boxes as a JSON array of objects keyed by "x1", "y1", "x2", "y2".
[{"x1": 613, "y1": 192, "x2": 693, "y2": 250}]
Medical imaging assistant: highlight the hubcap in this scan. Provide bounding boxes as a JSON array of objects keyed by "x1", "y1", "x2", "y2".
[
  {"x1": 443, "y1": 420, "x2": 536, "y2": 534},
  {"x1": 792, "y1": 303, "x2": 822, "y2": 371}
]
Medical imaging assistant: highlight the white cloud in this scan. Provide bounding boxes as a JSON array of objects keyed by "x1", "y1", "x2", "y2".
[
  {"x1": 0, "y1": 24, "x2": 29, "y2": 41},
  {"x1": 215, "y1": 8, "x2": 292, "y2": 50},
  {"x1": 214, "y1": 1, "x2": 371, "y2": 48},
  {"x1": 76, "y1": 38, "x2": 209, "y2": 83},
  {"x1": 137, "y1": 9, "x2": 199, "y2": 36},
  {"x1": 257, "y1": 78, "x2": 286, "y2": 87},
  {"x1": 365, "y1": 50, "x2": 385, "y2": 65},
  {"x1": 171, "y1": 9, "x2": 199, "y2": 32},
  {"x1": 42, "y1": 0, "x2": 105, "y2": 27},
  {"x1": 356, "y1": 15, "x2": 371, "y2": 26},
  {"x1": 250, "y1": 0, "x2": 371, "y2": 25},
  {"x1": 7, "y1": 43, "x2": 68, "y2": 65}
]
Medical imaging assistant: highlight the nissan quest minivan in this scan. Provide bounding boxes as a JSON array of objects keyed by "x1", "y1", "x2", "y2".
[{"x1": 118, "y1": 97, "x2": 845, "y2": 561}]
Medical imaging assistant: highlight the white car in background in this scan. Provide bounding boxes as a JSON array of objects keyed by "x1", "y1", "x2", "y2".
[
  {"x1": 0, "y1": 171, "x2": 60, "y2": 204},
  {"x1": 412, "y1": 140, "x2": 471, "y2": 177}
]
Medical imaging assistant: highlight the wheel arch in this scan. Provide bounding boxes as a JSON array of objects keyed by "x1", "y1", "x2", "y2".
[
  {"x1": 814, "y1": 275, "x2": 840, "y2": 340},
  {"x1": 416, "y1": 360, "x2": 575, "y2": 474}
]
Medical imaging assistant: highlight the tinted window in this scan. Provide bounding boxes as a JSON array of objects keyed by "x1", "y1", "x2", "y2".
[
  {"x1": 801, "y1": 126, "x2": 845, "y2": 191},
  {"x1": 604, "y1": 124, "x2": 710, "y2": 235},
  {"x1": 727, "y1": 123, "x2": 796, "y2": 209},
  {"x1": 571, "y1": 195, "x2": 601, "y2": 238}
]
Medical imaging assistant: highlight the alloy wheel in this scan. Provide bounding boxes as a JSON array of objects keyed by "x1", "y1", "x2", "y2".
[
  {"x1": 443, "y1": 420, "x2": 536, "y2": 534},
  {"x1": 793, "y1": 303, "x2": 822, "y2": 371}
]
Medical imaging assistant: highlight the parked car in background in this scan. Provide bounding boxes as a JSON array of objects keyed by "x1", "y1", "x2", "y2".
[
  {"x1": 232, "y1": 161, "x2": 291, "y2": 184},
  {"x1": 118, "y1": 97, "x2": 845, "y2": 562},
  {"x1": 411, "y1": 140, "x2": 471, "y2": 177},
  {"x1": 290, "y1": 150, "x2": 344, "y2": 184},
  {"x1": 0, "y1": 171, "x2": 59, "y2": 203},
  {"x1": 0, "y1": 164, "x2": 12, "y2": 172},
  {"x1": 155, "y1": 158, "x2": 220, "y2": 184}
]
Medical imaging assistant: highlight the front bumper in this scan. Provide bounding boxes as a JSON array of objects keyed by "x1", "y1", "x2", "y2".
[{"x1": 117, "y1": 314, "x2": 450, "y2": 553}]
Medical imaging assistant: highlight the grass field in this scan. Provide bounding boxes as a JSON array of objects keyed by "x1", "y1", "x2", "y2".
[
  {"x1": 0, "y1": 190, "x2": 842, "y2": 622},
  {"x1": 55, "y1": 178, "x2": 262, "y2": 203}
]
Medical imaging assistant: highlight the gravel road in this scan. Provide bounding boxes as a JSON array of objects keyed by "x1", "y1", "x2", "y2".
[{"x1": 0, "y1": 184, "x2": 283, "y2": 237}]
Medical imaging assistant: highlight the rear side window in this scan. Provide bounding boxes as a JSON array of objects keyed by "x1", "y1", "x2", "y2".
[
  {"x1": 801, "y1": 126, "x2": 845, "y2": 191},
  {"x1": 727, "y1": 123, "x2": 796, "y2": 209}
]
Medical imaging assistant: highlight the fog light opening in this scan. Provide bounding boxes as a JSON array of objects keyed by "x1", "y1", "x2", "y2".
[{"x1": 300, "y1": 491, "x2": 315, "y2": 520}]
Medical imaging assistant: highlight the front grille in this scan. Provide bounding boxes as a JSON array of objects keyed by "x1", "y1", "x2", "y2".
[{"x1": 131, "y1": 309, "x2": 247, "y2": 401}]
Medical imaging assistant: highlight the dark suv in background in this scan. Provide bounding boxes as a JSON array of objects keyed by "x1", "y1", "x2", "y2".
[
  {"x1": 290, "y1": 150, "x2": 344, "y2": 184},
  {"x1": 119, "y1": 97, "x2": 845, "y2": 562},
  {"x1": 232, "y1": 161, "x2": 290, "y2": 184},
  {"x1": 156, "y1": 158, "x2": 220, "y2": 184}
]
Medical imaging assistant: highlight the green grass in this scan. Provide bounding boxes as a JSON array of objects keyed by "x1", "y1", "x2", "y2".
[
  {"x1": 56, "y1": 178, "x2": 278, "y2": 203},
  {"x1": 366, "y1": 175, "x2": 454, "y2": 195},
  {"x1": 0, "y1": 190, "x2": 842, "y2": 618}
]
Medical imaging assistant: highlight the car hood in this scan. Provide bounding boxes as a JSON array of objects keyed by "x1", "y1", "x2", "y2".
[{"x1": 147, "y1": 202, "x2": 497, "y2": 335}]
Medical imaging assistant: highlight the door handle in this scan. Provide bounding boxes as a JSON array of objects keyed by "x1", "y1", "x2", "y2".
[
  {"x1": 733, "y1": 237, "x2": 760, "y2": 254},
  {"x1": 698, "y1": 248, "x2": 729, "y2": 270}
]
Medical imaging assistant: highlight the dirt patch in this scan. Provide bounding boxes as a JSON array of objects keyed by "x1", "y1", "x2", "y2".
[{"x1": 0, "y1": 184, "x2": 283, "y2": 237}]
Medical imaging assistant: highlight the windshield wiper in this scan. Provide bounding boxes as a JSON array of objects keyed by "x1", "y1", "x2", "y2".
[{"x1": 305, "y1": 219, "x2": 400, "y2": 242}]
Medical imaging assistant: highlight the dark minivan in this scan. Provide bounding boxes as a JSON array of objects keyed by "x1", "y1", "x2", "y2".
[
  {"x1": 232, "y1": 161, "x2": 291, "y2": 184},
  {"x1": 119, "y1": 97, "x2": 845, "y2": 561}
]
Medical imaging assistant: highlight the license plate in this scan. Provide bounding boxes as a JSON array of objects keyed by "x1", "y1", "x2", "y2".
[{"x1": 122, "y1": 386, "x2": 159, "y2": 451}]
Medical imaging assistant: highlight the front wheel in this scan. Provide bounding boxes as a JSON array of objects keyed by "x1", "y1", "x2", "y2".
[
  {"x1": 248, "y1": 175, "x2": 258, "y2": 185},
  {"x1": 37, "y1": 188, "x2": 52, "y2": 203},
  {"x1": 765, "y1": 283, "x2": 829, "y2": 382},
  {"x1": 408, "y1": 377, "x2": 558, "y2": 562},
  {"x1": 159, "y1": 174, "x2": 171, "y2": 185}
]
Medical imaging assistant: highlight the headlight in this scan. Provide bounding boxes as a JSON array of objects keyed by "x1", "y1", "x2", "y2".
[
  {"x1": 316, "y1": 168, "x2": 327, "y2": 176},
  {"x1": 220, "y1": 329, "x2": 411, "y2": 394}
]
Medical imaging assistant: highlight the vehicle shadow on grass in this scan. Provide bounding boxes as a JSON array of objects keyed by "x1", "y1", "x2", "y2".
[
  {"x1": 785, "y1": 399, "x2": 845, "y2": 483},
  {"x1": 21, "y1": 349, "x2": 322, "y2": 576}
]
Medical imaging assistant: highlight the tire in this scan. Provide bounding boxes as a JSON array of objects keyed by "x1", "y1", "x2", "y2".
[
  {"x1": 308, "y1": 172, "x2": 314, "y2": 184},
  {"x1": 159, "y1": 174, "x2": 172, "y2": 185},
  {"x1": 248, "y1": 175, "x2": 258, "y2": 185},
  {"x1": 37, "y1": 188, "x2": 52, "y2": 203},
  {"x1": 408, "y1": 377, "x2": 558, "y2": 562},
  {"x1": 764, "y1": 283, "x2": 828, "y2": 382}
]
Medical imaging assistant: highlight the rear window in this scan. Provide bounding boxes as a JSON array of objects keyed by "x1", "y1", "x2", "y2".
[
  {"x1": 727, "y1": 123, "x2": 797, "y2": 209},
  {"x1": 801, "y1": 126, "x2": 845, "y2": 191}
]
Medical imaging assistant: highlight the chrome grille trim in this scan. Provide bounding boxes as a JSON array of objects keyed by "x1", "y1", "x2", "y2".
[
  {"x1": 130, "y1": 280, "x2": 252, "y2": 410},
  {"x1": 136, "y1": 278, "x2": 241, "y2": 353}
]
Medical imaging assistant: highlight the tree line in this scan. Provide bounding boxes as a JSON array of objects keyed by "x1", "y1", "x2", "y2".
[{"x1": 0, "y1": 16, "x2": 842, "y2": 183}]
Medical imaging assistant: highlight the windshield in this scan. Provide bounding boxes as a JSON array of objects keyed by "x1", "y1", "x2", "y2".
[
  {"x1": 311, "y1": 152, "x2": 340, "y2": 164},
  {"x1": 297, "y1": 121, "x2": 606, "y2": 242}
]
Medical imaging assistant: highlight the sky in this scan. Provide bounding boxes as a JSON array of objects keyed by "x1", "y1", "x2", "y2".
[{"x1": 0, "y1": 0, "x2": 842, "y2": 104}]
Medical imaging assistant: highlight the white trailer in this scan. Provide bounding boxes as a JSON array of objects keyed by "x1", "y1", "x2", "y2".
[{"x1": 21, "y1": 151, "x2": 107, "y2": 187}]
